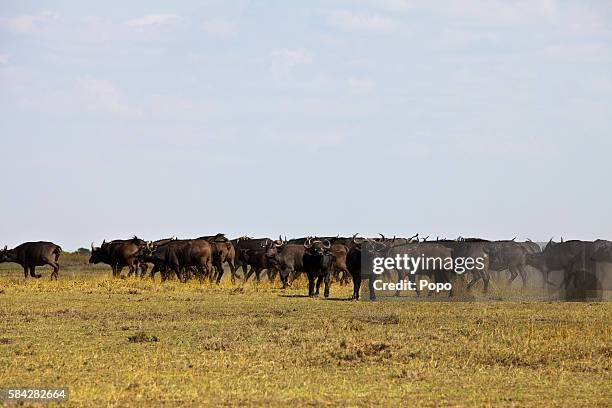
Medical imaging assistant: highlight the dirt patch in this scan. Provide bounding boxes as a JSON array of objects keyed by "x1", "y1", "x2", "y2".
[
  {"x1": 128, "y1": 331, "x2": 159, "y2": 343},
  {"x1": 330, "y1": 340, "x2": 392, "y2": 364}
]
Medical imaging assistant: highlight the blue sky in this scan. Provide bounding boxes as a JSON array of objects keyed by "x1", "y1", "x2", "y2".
[{"x1": 1, "y1": 0, "x2": 611, "y2": 249}]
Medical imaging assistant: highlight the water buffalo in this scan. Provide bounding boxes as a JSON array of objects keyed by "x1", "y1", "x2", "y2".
[
  {"x1": 264, "y1": 239, "x2": 302, "y2": 289},
  {"x1": 0, "y1": 241, "x2": 62, "y2": 280},
  {"x1": 387, "y1": 241, "x2": 456, "y2": 297},
  {"x1": 527, "y1": 239, "x2": 601, "y2": 292},
  {"x1": 346, "y1": 240, "x2": 363, "y2": 299},
  {"x1": 240, "y1": 248, "x2": 278, "y2": 282},
  {"x1": 265, "y1": 237, "x2": 334, "y2": 297},
  {"x1": 89, "y1": 237, "x2": 147, "y2": 278},
  {"x1": 284, "y1": 235, "x2": 356, "y2": 284},
  {"x1": 198, "y1": 234, "x2": 238, "y2": 284},
  {"x1": 142, "y1": 239, "x2": 213, "y2": 283},
  {"x1": 138, "y1": 237, "x2": 178, "y2": 280},
  {"x1": 302, "y1": 238, "x2": 335, "y2": 297},
  {"x1": 345, "y1": 235, "x2": 393, "y2": 300},
  {"x1": 232, "y1": 237, "x2": 273, "y2": 279},
  {"x1": 486, "y1": 240, "x2": 531, "y2": 287},
  {"x1": 432, "y1": 238, "x2": 492, "y2": 293}
]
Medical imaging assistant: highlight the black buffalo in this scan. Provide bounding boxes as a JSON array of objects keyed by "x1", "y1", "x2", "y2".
[
  {"x1": 240, "y1": 247, "x2": 278, "y2": 282},
  {"x1": 140, "y1": 238, "x2": 213, "y2": 283},
  {"x1": 89, "y1": 237, "x2": 147, "y2": 278},
  {"x1": 138, "y1": 237, "x2": 178, "y2": 280},
  {"x1": 0, "y1": 241, "x2": 62, "y2": 280},
  {"x1": 527, "y1": 239, "x2": 605, "y2": 298},
  {"x1": 198, "y1": 234, "x2": 238, "y2": 284},
  {"x1": 232, "y1": 237, "x2": 274, "y2": 280},
  {"x1": 265, "y1": 237, "x2": 335, "y2": 297}
]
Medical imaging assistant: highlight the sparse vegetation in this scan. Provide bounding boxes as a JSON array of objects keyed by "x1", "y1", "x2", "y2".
[{"x1": 0, "y1": 257, "x2": 610, "y2": 406}]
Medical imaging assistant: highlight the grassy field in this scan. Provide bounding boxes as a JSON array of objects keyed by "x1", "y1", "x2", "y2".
[{"x1": 0, "y1": 256, "x2": 611, "y2": 407}]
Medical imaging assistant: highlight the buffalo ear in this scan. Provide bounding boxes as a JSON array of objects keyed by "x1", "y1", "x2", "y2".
[{"x1": 3, "y1": 245, "x2": 6, "y2": 251}]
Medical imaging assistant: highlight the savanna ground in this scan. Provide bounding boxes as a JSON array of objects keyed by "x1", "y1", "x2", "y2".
[{"x1": 0, "y1": 254, "x2": 610, "y2": 407}]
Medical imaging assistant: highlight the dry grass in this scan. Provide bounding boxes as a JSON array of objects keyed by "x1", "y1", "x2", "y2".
[{"x1": 0, "y1": 257, "x2": 610, "y2": 407}]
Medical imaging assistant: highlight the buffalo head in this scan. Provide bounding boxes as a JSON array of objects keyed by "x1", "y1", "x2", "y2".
[
  {"x1": 88, "y1": 243, "x2": 106, "y2": 264},
  {"x1": 0, "y1": 245, "x2": 12, "y2": 262},
  {"x1": 264, "y1": 236, "x2": 285, "y2": 259},
  {"x1": 303, "y1": 237, "x2": 332, "y2": 257},
  {"x1": 525, "y1": 252, "x2": 546, "y2": 270}
]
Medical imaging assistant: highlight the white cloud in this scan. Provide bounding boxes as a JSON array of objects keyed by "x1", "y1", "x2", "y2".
[
  {"x1": 0, "y1": 11, "x2": 59, "y2": 34},
  {"x1": 125, "y1": 14, "x2": 179, "y2": 28},
  {"x1": 270, "y1": 48, "x2": 314, "y2": 72},
  {"x1": 202, "y1": 19, "x2": 238, "y2": 37},
  {"x1": 75, "y1": 76, "x2": 138, "y2": 118},
  {"x1": 348, "y1": 78, "x2": 375, "y2": 93},
  {"x1": 327, "y1": 11, "x2": 397, "y2": 33},
  {"x1": 0, "y1": 55, "x2": 8, "y2": 65}
]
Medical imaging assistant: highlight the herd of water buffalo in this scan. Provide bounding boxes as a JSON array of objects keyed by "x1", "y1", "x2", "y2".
[{"x1": 1, "y1": 234, "x2": 610, "y2": 299}]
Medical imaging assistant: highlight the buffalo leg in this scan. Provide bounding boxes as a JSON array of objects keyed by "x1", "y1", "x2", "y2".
[
  {"x1": 197, "y1": 266, "x2": 207, "y2": 284},
  {"x1": 341, "y1": 269, "x2": 351, "y2": 285},
  {"x1": 245, "y1": 267, "x2": 262, "y2": 283},
  {"x1": 395, "y1": 269, "x2": 404, "y2": 297},
  {"x1": 409, "y1": 273, "x2": 419, "y2": 297},
  {"x1": 150, "y1": 264, "x2": 159, "y2": 280},
  {"x1": 46, "y1": 261, "x2": 59, "y2": 280},
  {"x1": 508, "y1": 267, "x2": 518, "y2": 285},
  {"x1": 227, "y1": 260, "x2": 238, "y2": 285},
  {"x1": 23, "y1": 266, "x2": 28, "y2": 279},
  {"x1": 244, "y1": 266, "x2": 254, "y2": 282},
  {"x1": 267, "y1": 268, "x2": 278, "y2": 282},
  {"x1": 323, "y1": 272, "x2": 331, "y2": 298},
  {"x1": 215, "y1": 263, "x2": 224, "y2": 284},
  {"x1": 215, "y1": 263, "x2": 227, "y2": 285},
  {"x1": 255, "y1": 267, "x2": 262, "y2": 282},
  {"x1": 307, "y1": 272, "x2": 316, "y2": 297},
  {"x1": 467, "y1": 271, "x2": 481, "y2": 289},
  {"x1": 30, "y1": 266, "x2": 41, "y2": 279},
  {"x1": 517, "y1": 265, "x2": 528, "y2": 288},
  {"x1": 482, "y1": 270, "x2": 490, "y2": 292},
  {"x1": 351, "y1": 273, "x2": 361, "y2": 300},
  {"x1": 280, "y1": 268, "x2": 292, "y2": 289},
  {"x1": 139, "y1": 263, "x2": 149, "y2": 278},
  {"x1": 314, "y1": 273, "x2": 322, "y2": 296},
  {"x1": 171, "y1": 264, "x2": 182, "y2": 282}
]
